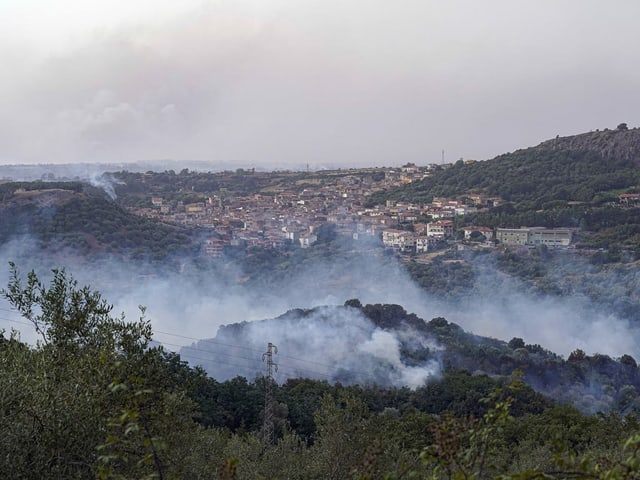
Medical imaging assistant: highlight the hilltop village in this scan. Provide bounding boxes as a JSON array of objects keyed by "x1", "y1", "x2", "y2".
[{"x1": 122, "y1": 164, "x2": 577, "y2": 257}]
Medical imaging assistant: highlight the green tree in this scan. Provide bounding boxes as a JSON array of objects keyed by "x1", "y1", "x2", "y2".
[
  {"x1": 0, "y1": 264, "x2": 201, "y2": 479},
  {"x1": 310, "y1": 392, "x2": 372, "y2": 479}
]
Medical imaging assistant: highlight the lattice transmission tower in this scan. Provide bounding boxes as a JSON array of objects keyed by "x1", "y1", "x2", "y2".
[{"x1": 261, "y1": 342, "x2": 278, "y2": 444}]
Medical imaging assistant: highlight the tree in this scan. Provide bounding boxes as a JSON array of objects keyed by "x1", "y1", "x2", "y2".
[
  {"x1": 469, "y1": 230, "x2": 487, "y2": 242},
  {"x1": 310, "y1": 392, "x2": 372, "y2": 480},
  {"x1": 620, "y1": 354, "x2": 638, "y2": 369},
  {"x1": 617, "y1": 123, "x2": 629, "y2": 131},
  {"x1": 344, "y1": 298, "x2": 363, "y2": 309},
  {"x1": 0, "y1": 264, "x2": 201, "y2": 479},
  {"x1": 568, "y1": 349, "x2": 587, "y2": 362}
]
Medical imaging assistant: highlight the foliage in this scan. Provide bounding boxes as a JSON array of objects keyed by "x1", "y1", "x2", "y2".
[
  {"x1": 0, "y1": 181, "x2": 84, "y2": 200},
  {"x1": 375, "y1": 131, "x2": 640, "y2": 206},
  {"x1": 368, "y1": 129, "x2": 640, "y2": 249},
  {"x1": 0, "y1": 265, "x2": 199, "y2": 479},
  {"x1": 0, "y1": 186, "x2": 199, "y2": 261},
  {"x1": 4, "y1": 265, "x2": 640, "y2": 478},
  {"x1": 405, "y1": 257, "x2": 475, "y2": 297},
  {"x1": 110, "y1": 168, "x2": 388, "y2": 208},
  {"x1": 419, "y1": 376, "x2": 520, "y2": 479}
]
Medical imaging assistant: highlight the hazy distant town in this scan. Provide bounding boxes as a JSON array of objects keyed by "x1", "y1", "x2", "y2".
[{"x1": 109, "y1": 163, "x2": 577, "y2": 256}]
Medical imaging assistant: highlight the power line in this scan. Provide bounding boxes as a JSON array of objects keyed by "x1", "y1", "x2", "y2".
[
  {"x1": 277, "y1": 352, "x2": 340, "y2": 371},
  {"x1": 1, "y1": 310, "x2": 404, "y2": 385},
  {"x1": 268, "y1": 363, "x2": 333, "y2": 380},
  {"x1": 157, "y1": 338, "x2": 337, "y2": 382},
  {"x1": 0, "y1": 316, "x2": 33, "y2": 328},
  {"x1": 155, "y1": 328, "x2": 349, "y2": 372},
  {"x1": 157, "y1": 338, "x2": 338, "y2": 380},
  {"x1": 0, "y1": 316, "x2": 388, "y2": 384},
  {"x1": 160, "y1": 339, "x2": 260, "y2": 365},
  {"x1": 154, "y1": 329, "x2": 266, "y2": 354},
  {"x1": 152, "y1": 331, "x2": 362, "y2": 378}
]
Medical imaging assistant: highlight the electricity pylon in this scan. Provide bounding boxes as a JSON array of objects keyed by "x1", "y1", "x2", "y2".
[{"x1": 261, "y1": 342, "x2": 278, "y2": 444}]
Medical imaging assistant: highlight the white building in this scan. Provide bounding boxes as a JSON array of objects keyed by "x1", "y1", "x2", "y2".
[
  {"x1": 463, "y1": 226, "x2": 494, "y2": 240},
  {"x1": 426, "y1": 220, "x2": 454, "y2": 238},
  {"x1": 416, "y1": 236, "x2": 430, "y2": 253},
  {"x1": 382, "y1": 229, "x2": 416, "y2": 251}
]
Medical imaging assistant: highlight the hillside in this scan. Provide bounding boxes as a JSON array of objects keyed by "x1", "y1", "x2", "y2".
[
  {"x1": 182, "y1": 301, "x2": 640, "y2": 415},
  {"x1": 6, "y1": 266, "x2": 640, "y2": 479},
  {"x1": 538, "y1": 125, "x2": 640, "y2": 161},
  {"x1": 368, "y1": 126, "x2": 640, "y2": 248},
  {"x1": 110, "y1": 167, "x2": 386, "y2": 208},
  {"x1": 372, "y1": 126, "x2": 640, "y2": 204},
  {"x1": 0, "y1": 182, "x2": 199, "y2": 262}
]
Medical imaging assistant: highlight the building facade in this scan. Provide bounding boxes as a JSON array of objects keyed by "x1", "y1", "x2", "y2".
[{"x1": 496, "y1": 227, "x2": 573, "y2": 246}]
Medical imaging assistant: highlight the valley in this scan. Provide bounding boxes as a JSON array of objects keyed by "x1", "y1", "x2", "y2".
[{"x1": 2, "y1": 127, "x2": 640, "y2": 478}]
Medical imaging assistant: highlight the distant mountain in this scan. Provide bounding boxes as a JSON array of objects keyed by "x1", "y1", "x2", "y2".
[{"x1": 181, "y1": 301, "x2": 640, "y2": 415}]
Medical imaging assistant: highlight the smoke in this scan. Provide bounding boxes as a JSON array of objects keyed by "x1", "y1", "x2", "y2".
[
  {"x1": 0, "y1": 163, "x2": 125, "y2": 200},
  {"x1": 87, "y1": 173, "x2": 124, "y2": 200},
  {"x1": 448, "y1": 253, "x2": 640, "y2": 359},
  {"x1": 4, "y1": 1, "x2": 640, "y2": 166},
  {"x1": 181, "y1": 305, "x2": 442, "y2": 389},
  {"x1": 2, "y1": 233, "x2": 640, "y2": 390}
]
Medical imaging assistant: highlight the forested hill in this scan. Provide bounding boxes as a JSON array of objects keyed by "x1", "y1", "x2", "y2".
[
  {"x1": 7, "y1": 266, "x2": 640, "y2": 479},
  {"x1": 182, "y1": 301, "x2": 640, "y2": 415},
  {"x1": 537, "y1": 125, "x2": 640, "y2": 161},
  {"x1": 369, "y1": 125, "x2": 640, "y2": 206},
  {"x1": 0, "y1": 182, "x2": 198, "y2": 262}
]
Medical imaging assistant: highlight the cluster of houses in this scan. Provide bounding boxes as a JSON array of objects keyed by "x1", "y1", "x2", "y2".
[
  {"x1": 619, "y1": 193, "x2": 640, "y2": 206},
  {"x1": 127, "y1": 166, "x2": 579, "y2": 257},
  {"x1": 380, "y1": 223, "x2": 574, "y2": 253},
  {"x1": 129, "y1": 167, "x2": 443, "y2": 256}
]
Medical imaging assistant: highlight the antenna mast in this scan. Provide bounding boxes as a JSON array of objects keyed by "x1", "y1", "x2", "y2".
[{"x1": 261, "y1": 342, "x2": 278, "y2": 444}]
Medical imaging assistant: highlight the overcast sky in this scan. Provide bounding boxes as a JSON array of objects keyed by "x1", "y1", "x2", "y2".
[{"x1": 1, "y1": 0, "x2": 639, "y2": 168}]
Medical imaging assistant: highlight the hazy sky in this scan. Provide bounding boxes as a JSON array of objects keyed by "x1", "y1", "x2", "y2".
[{"x1": 1, "y1": 0, "x2": 639, "y2": 168}]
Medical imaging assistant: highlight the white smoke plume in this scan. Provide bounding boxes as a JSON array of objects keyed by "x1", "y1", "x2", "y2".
[
  {"x1": 1, "y1": 236, "x2": 640, "y2": 389},
  {"x1": 87, "y1": 172, "x2": 124, "y2": 200},
  {"x1": 180, "y1": 305, "x2": 442, "y2": 389}
]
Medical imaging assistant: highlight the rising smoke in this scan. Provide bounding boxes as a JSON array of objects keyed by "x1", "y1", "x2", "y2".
[
  {"x1": 181, "y1": 305, "x2": 442, "y2": 389},
  {"x1": 2, "y1": 233, "x2": 639, "y2": 391},
  {"x1": 87, "y1": 173, "x2": 124, "y2": 200}
]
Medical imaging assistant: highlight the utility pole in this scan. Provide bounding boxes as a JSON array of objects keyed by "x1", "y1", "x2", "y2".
[{"x1": 261, "y1": 342, "x2": 278, "y2": 444}]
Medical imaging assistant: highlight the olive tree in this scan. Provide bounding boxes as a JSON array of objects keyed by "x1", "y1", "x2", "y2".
[{"x1": 0, "y1": 264, "x2": 201, "y2": 479}]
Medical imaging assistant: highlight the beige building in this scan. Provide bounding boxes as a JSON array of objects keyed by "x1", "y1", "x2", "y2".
[
  {"x1": 496, "y1": 228, "x2": 530, "y2": 245},
  {"x1": 203, "y1": 238, "x2": 226, "y2": 257},
  {"x1": 415, "y1": 236, "x2": 430, "y2": 253},
  {"x1": 496, "y1": 227, "x2": 573, "y2": 246},
  {"x1": 528, "y1": 227, "x2": 573, "y2": 247}
]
